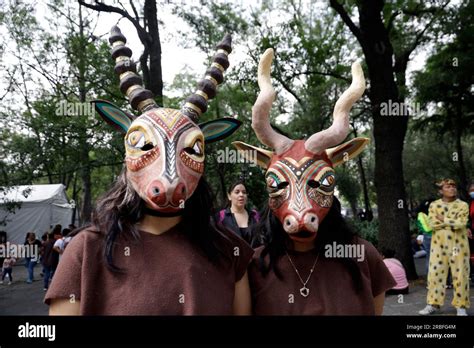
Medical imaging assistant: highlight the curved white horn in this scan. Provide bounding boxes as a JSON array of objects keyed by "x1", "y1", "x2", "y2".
[
  {"x1": 305, "y1": 61, "x2": 365, "y2": 153},
  {"x1": 251, "y1": 48, "x2": 293, "y2": 154}
]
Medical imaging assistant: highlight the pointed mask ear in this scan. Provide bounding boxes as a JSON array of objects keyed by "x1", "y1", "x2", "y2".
[
  {"x1": 326, "y1": 137, "x2": 369, "y2": 167},
  {"x1": 199, "y1": 118, "x2": 242, "y2": 144},
  {"x1": 232, "y1": 141, "x2": 273, "y2": 169},
  {"x1": 93, "y1": 100, "x2": 134, "y2": 133}
]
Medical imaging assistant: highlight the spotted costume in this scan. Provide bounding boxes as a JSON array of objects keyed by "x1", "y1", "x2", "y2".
[{"x1": 426, "y1": 198, "x2": 470, "y2": 308}]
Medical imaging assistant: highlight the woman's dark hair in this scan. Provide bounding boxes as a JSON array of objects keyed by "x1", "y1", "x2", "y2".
[
  {"x1": 227, "y1": 180, "x2": 247, "y2": 194},
  {"x1": 416, "y1": 199, "x2": 435, "y2": 215},
  {"x1": 24, "y1": 232, "x2": 35, "y2": 243},
  {"x1": 52, "y1": 224, "x2": 62, "y2": 235},
  {"x1": 73, "y1": 170, "x2": 233, "y2": 272},
  {"x1": 252, "y1": 197, "x2": 363, "y2": 292},
  {"x1": 62, "y1": 228, "x2": 71, "y2": 237}
]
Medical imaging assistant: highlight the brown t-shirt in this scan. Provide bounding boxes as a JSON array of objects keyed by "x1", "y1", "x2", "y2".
[
  {"x1": 44, "y1": 224, "x2": 253, "y2": 315},
  {"x1": 249, "y1": 238, "x2": 396, "y2": 315}
]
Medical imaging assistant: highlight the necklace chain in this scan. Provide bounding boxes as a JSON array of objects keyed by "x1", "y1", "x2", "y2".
[{"x1": 285, "y1": 250, "x2": 319, "y2": 297}]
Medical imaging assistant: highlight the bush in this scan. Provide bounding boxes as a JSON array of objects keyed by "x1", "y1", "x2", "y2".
[{"x1": 348, "y1": 218, "x2": 379, "y2": 246}]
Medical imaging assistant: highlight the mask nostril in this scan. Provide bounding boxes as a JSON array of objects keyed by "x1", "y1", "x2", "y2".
[
  {"x1": 181, "y1": 187, "x2": 185, "y2": 194},
  {"x1": 311, "y1": 217, "x2": 316, "y2": 223},
  {"x1": 152, "y1": 187, "x2": 160, "y2": 196}
]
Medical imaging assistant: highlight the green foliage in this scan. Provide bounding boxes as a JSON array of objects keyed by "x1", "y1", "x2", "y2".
[
  {"x1": 335, "y1": 163, "x2": 360, "y2": 212},
  {"x1": 409, "y1": 0, "x2": 474, "y2": 197},
  {"x1": 349, "y1": 218, "x2": 379, "y2": 246},
  {"x1": 0, "y1": 0, "x2": 126, "y2": 222}
]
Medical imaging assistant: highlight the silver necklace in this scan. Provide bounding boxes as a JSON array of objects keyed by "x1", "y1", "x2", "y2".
[{"x1": 285, "y1": 250, "x2": 319, "y2": 298}]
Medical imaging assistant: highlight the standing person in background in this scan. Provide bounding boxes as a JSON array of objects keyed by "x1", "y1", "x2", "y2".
[
  {"x1": 0, "y1": 231, "x2": 6, "y2": 275},
  {"x1": 39, "y1": 232, "x2": 48, "y2": 278},
  {"x1": 217, "y1": 181, "x2": 260, "y2": 245},
  {"x1": 50, "y1": 226, "x2": 62, "y2": 276},
  {"x1": 41, "y1": 232, "x2": 56, "y2": 291},
  {"x1": 416, "y1": 199, "x2": 434, "y2": 274},
  {"x1": 53, "y1": 228, "x2": 71, "y2": 263},
  {"x1": 24, "y1": 232, "x2": 42, "y2": 284},
  {"x1": 1, "y1": 256, "x2": 16, "y2": 285},
  {"x1": 419, "y1": 179, "x2": 470, "y2": 316}
]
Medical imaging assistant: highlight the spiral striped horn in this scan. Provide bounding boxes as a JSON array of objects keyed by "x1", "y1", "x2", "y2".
[
  {"x1": 181, "y1": 34, "x2": 232, "y2": 122},
  {"x1": 109, "y1": 26, "x2": 157, "y2": 113}
]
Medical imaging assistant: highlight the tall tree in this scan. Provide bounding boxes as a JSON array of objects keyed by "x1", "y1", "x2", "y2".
[{"x1": 330, "y1": 0, "x2": 452, "y2": 279}]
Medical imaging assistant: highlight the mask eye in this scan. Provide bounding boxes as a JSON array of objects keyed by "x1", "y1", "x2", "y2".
[
  {"x1": 128, "y1": 130, "x2": 155, "y2": 150},
  {"x1": 267, "y1": 176, "x2": 278, "y2": 189},
  {"x1": 321, "y1": 175, "x2": 335, "y2": 187},
  {"x1": 277, "y1": 182, "x2": 289, "y2": 190},
  {"x1": 128, "y1": 131, "x2": 144, "y2": 147},
  {"x1": 140, "y1": 143, "x2": 154, "y2": 151},
  {"x1": 184, "y1": 139, "x2": 203, "y2": 156},
  {"x1": 308, "y1": 180, "x2": 320, "y2": 188},
  {"x1": 193, "y1": 141, "x2": 203, "y2": 155}
]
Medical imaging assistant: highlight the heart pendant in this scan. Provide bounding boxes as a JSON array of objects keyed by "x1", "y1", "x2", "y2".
[{"x1": 300, "y1": 286, "x2": 309, "y2": 297}]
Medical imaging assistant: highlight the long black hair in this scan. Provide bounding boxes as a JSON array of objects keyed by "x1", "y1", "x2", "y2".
[
  {"x1": 253, "y1": 197, "x2": 363, "y2": 292},
  {"x1": 73, "y1": 170, "x2": 233, "y2": 272}
]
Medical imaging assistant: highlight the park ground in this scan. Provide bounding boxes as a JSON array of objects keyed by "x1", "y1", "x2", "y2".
[{"x1": 0, "y1": 258, "x2": 473, "y2": 315}]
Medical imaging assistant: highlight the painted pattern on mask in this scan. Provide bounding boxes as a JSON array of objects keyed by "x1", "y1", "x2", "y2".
[
  {"x1": 125, "y1": 108, "x2": 204, "y2": 176},
  {"x1": 124, "y1": 108, "x2": 205, "y2": 211},
  {"x1": 266, "y1": 151, "x2": 335, "y2": 221}
]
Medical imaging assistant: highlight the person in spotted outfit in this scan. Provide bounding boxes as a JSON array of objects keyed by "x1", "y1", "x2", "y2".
[{"x1": 419, "y1": 179, "x2": 470, "y2": 316}]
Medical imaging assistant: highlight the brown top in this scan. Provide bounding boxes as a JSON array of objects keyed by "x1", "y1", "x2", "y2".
[
  {"x1": 249, "y1": 238, "x2": 396, "y2": 315},
  {"x1": 44, "y1": 224, "x2": 253, "y2": 315}
]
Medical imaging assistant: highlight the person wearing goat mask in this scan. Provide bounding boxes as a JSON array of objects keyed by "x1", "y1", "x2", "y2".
[
  {"x1": 233, "y1": 49, "x2": 396, "y2": 315},
  {"x1": 45, "y1": 27, "x2": 253, "y2": 315}
]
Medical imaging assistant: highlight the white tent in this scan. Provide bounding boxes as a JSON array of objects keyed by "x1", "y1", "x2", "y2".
[{"x1": 0, "y1": 184, "x2": 75, "y2": 244}]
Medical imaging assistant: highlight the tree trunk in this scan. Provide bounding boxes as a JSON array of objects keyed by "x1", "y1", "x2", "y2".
[
  {"x1": 78, "y1": 3, "x2": 93, "y2": 224},
  {"x1": 350, "y1": 201, "x2": 358, "y2": 218},
  {"x1": 352, "y1": 128, "x2": 372, "y2": 219},
  {"x1": 454, "y1": 106, "x2": 468, "y2": 199},
  {"x1": 80, "y1": 163, "x2": 93, "y2": 224},
  {"x1": 71, "y1": 171, "x2": 78, "y2": 225},
  {"x1": 142, "y1": 0, "x2": 163, "y2": 106},
  {"x1": 356, "y1": 156, "x2": 372, "y2": 218},
  {"x1": 331, "y1": 0, "x2": 417, "y2": 279}
]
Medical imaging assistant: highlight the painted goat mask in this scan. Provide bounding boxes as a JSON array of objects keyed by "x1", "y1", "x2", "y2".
[
  {"x1": 94, "y1": 26, "x2": 240, "y2": 215},
  {"x1": 233, "y1": 49, "x2": 368, "y2": 243}
]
